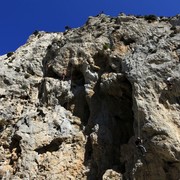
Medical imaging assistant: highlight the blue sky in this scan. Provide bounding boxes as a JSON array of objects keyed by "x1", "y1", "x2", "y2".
[{"x1": 0, "y1": 0, "x2": 179, "y2": 55}]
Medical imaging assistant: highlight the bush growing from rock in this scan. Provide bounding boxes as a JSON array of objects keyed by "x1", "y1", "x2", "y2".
[
  {"x1": 144, "y1": 15, "x2": 157, "y2": 22},
  {"x1": 33, "y1": 30, "x2": 39, "y2": 36},
  {"x1": 7, "y1": 52, "x2": 14, "y2": 58},
  {"x1": 103, "y1": 43, "x2": 110, "y2": 50}
]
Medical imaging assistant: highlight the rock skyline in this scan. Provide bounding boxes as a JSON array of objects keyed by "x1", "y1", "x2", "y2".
[{"x1": 0, "y1": 13, "x2": 180, "y2": 179}]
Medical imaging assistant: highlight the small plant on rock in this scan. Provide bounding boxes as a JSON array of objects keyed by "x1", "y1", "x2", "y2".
[
  {"x1": 144, "y1": 15, "x2": 157, "y2": 22},
  {"x1": 21, "y1": 84, "x2": 28, "y2": 90},
  {"x1": 103, "y1": 43, "x2": 110, "y2": 50},
  {"x1": 7, "y1": 52, "x2": 14, "y2": 58},
  {"x1": 33, "y1": 30, "x2": 39, "y2": 36}
]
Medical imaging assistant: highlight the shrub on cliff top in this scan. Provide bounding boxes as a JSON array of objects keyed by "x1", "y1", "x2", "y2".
[
  {"x1": 7, "y1": 52, "x2": 14, "y2": 58},
  {"x1": 144, "y1": 15, "x2": 157, "y2": 22}
]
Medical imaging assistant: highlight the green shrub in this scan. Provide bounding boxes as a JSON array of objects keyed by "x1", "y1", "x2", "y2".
[
  {"x1": 21, "y1": 84, "x2": 28, "y2": 90},
  {"x1": 24, "y1": 73, "x2": 30, "y2": 79},
  {"x1": 103, "y1": 43, "x2": 110, "y2": 50},
  {"x1": 7, "y1": 52, "x2": 14, "y2": 58},
  {"x1": 33, "y1": 30, "x2": 39, "y2": 36},
  {"x1": 144, "y1": 15, "x2": 157, "y2": 21},
  {"x1": 65, "y1": 26, "x2": 71, "y2": 30}
]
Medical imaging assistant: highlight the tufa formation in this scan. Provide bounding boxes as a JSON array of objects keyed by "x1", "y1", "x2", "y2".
[{"x1": 0, "y1": 13, "x2": 180, "y2": 180}]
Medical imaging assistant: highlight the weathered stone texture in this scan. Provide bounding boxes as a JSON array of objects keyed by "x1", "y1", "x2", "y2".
[{"x1": 0, "y1": 14, "x2": 180, "y2": 179}]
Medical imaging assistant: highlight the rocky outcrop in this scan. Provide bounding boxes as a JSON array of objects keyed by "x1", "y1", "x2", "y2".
[{"x1": 0, "y1": 14, "x2": 180, "y2": 179}]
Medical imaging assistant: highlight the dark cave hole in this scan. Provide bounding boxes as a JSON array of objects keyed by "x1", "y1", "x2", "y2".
[
  {"x1": 85, "y1": 76, "x2": 134, "y2": 179},
  {"x1": 9, "y1": 134, "x2": 22, "y2": 165},
  {"x1": 0, "y1": 95, "x2": 6, "y2": 99},
  {"x1": 37, "y1": 79, "x2": 47, "y2": 104},
  {"x1": 19, "y1": 94, "x2": 30, "y2": 100},
  {"x1": 71, "y1": 69, "x2": 85, "y2": 86},
  {"x1": 72, "y1": 94, "x2": 90, "y2": 126},
  {"x1": 42, "y1": 48, "x2": 60, "y2": 79},
  {"x1": 37, "y1": 108, "x2": 46, "y2": 117},
  {"x1": 62, "y1": 101, "x2": 68, "y2": 109},
  {"x1": 93, "y1": 53, "x2": 113, "y2": 73},
  {"x1": 34, "y1": 138, "x2": 62, "y2": 154},
  {"x1": 9, "y1": 134, "x2": 22, "y2": 153},
  {"x1": 44, "y1": 65, "x2": 60, "y2": 79},
  {"x1": 110, "y1": 77, "x2": 134, "y2": 170},
  {"x1": 3, "y1": 78, "x2": 12, "y2": 85},
  {"x1": 120, "y1": 36, "x2": 136, "y2": 45},
  {"x1": 84, "y1": 136, "x2": 93, "y2": 163},
  {"x1": 70, "y1": 68, "x2": 90, "y2": 125},
  {"x1": 26, "y1": 66, "x2": 35, "y2": 76}
]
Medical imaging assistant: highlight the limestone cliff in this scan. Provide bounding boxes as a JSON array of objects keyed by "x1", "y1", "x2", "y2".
[{"x1": 0, "y1": 14, "x2": 180, "y2": 180}]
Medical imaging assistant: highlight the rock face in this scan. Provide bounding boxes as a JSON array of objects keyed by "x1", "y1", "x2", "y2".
[{"x1": 0, "y1": 14, "x2": 180, "y2": 179}]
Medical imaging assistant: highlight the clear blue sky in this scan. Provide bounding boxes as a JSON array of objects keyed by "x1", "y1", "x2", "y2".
[{"x1": 0, "y1": 0, "x2": 179, "y2": 55}]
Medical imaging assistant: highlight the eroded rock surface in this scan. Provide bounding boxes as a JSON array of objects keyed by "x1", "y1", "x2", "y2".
[{"x1": 0, "y1": 14, "x2": 180, "y2": 179}]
